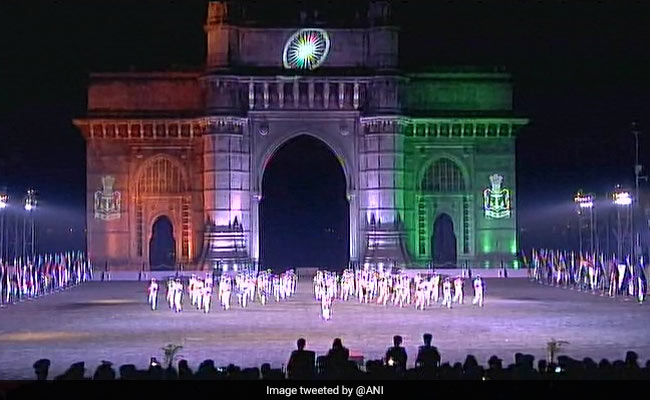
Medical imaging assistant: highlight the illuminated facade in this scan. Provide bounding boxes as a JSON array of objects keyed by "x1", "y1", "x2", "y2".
[{"x1": 74, "y1": 1, "x2": 527, "y2": 270}]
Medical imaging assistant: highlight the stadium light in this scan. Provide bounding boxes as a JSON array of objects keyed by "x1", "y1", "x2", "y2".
[
  {"x1": 574, "y1": 190, "x2": 594, "y2": 212},
  {"x1": 613, "y1": 187, "x2": 632, "y2": 206},
  {"x1": 24, "y1": 189, "x2": 37, "y2": 211}
]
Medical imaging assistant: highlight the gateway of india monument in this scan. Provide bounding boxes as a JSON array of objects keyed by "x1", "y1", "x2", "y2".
[{"x1": 73, "y1": 1, "x2": 528, "y2": 271}]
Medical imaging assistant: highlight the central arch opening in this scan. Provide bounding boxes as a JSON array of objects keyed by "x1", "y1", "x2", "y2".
[
  {"x1": 261, "y1": 135, "x2": 349, "y2": 271},
  {"x1": 432, "y1": 213, "x2": 457, "y2": 267},
  {"x1": 150, "y1": 216, "x2": 176, "y2": 270}
]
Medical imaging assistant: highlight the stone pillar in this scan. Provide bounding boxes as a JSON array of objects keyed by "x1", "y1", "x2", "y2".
[
  {"x1": 250, "y1": 191, "x2": 261, "y2": 263},
  {"x1": 200, "y1": 119, "x2": 251, "y2": 268},
  {"x1": 360, "y1": 118, "x2": 410, "y2": 267},
  {"x1": 348, "y1": 191, "x2": 359, "y2": 262}
]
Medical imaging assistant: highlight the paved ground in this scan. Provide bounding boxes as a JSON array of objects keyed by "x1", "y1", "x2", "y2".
[{"x1": 0, "y1": 278, "x2": 649, "y2": 379}]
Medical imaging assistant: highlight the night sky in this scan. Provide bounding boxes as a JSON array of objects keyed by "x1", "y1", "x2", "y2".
[{"x1": 1, "y1": 0, "x2": 649, "y2": 265}]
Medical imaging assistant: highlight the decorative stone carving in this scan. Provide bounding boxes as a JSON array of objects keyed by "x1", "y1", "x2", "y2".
[{"x1": 94, "y1": 175, "x2": 121, "y2": 221}]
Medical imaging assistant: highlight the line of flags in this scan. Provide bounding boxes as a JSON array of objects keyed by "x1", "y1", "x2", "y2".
[
  {"x1": 0, "y1": 251, "x2": 92, "y2": 306},
  {"x1": 521, "y1": 249, "x2": 648, "y2": 302}
]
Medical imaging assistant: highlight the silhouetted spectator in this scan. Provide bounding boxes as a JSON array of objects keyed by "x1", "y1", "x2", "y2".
[
  {"x1": 325, "y1": 338, "x2": 350, "y2": 376},
  {"x1": 178, "y1": 360, "x2": 193, "y2": 380},
  {"x1": 385, "y1": 335, "x2": 407, "y2": 372},
  {"x1": 415, "y1": 333, "x2": 440, "y2": 370},
  {"x1": 463, "y1": 355, "x2": 482, "y2": 380},
  {"x1": 287, "y1": 338, "x2": 316, "y2": 379},
  {"x1": 261, "y1": 363, "x2": 272, "y2": 379},
  {"x1": 33, "y1": 359, "x2": 50, "y2": 381},
  {"x1": 93, "y1": 361, "x2": 116, "y2": 380},
  {"x1": 119, "y1": 364, "x2": 137, "y2": 380},
  {"x1": 487, "y1": 356, "x2": 504, "y2": 380},
  {"x1": 196, "y1": 360, "x2": 217, "y2": 380},
  {"x1": 56, "y1": 361, "x2": 86, "y2": 380}
]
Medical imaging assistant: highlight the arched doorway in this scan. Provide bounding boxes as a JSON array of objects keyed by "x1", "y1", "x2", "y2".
[
  {"x1": 260, "y1": 135, "x2": 349, "y2": 271},
  {"x1": 150, "y1": 216, "x2": 176, "y2": 270},
  {"x1": 432, "y1": 213, "x2": 457, "y2": 267}
]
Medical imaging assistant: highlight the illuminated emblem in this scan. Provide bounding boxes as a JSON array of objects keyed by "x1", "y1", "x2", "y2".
[
  {"x1": 483, "y1": 174, "x2": 511, "y2": 219},
  {"x1": 283, "y1": 28, "x2": 330, "y2": 70},
  {"x1": 94, "y1": 175, "x2": 121, "y2": 220}
]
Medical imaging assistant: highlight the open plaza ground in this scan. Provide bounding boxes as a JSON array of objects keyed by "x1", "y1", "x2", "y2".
[{"x1": 0, "y1": 277, "x2": 649, "y2": 379}]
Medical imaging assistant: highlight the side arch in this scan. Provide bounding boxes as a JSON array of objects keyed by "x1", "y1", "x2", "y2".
[
  {"x1": 132, "y1": 154, "x2": 192, "y2": 266},
  {"x1": 418, "y1": 155, "x2": 470, "y2": 192}
]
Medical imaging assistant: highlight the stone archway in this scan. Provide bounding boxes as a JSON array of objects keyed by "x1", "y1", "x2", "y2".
[
  {"x1": 150, "y1": 216, "x2": 176, "y2": 270},
  {"x1": 250, "y1": 125, "x2": 359, "y2": 268},
  {"x1": 432, "y1": 213, "x2": 457, "y2": 267},
  {"x1": 259, "y1": 134, "x2": 350, "y2": 270}
]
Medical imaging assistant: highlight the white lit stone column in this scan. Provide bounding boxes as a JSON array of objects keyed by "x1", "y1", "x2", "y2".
[{"x1": 348, "y1": 191, "x2": 359, "y2": 263}]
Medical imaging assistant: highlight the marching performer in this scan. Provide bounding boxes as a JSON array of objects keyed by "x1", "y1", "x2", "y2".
[
  {"x1": 220, "y1": 275, "x2": 232, "y2": 310},
  {"x1": 441, "y1": 277, "x2": 452, "y2": 309},
  {"x1": 203, "y1": 281, "x2": 212, "y2": 313},
  {"x1": 472, "y1": 275, "x2": 485, "y2": 307},
  {"x1": 166, "y1": 278, "x2": 175, "y2": 309},
  {"x1": 147, "y1": 278, "x2": 159, "y2": 310},
  {"x1": 432, "y1": 274, "x2": 441, "y2": 304},
  {"x1": 173, "y1": 279, "x2": 183, "y2": 313},
  {"x1": 453, "y1": 276, "x2": 464, "y2": 304}
]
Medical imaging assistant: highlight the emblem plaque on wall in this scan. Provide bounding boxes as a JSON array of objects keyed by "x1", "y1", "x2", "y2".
[
  {"x1": 94, "y1": 175, "x2": 121, "y2": 220},
  {"x1": 483, "y1": 174, "x2": 511, "y2": 219}
]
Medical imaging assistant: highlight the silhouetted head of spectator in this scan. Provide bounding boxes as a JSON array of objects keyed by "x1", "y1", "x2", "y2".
[
  {"x1": 514, "y1": 353, "x2": 523, "y2": 366},
  {"x1": 226, "y1": 364, "x2": 240, "y2": 376},
  {"x1": 93, "y1": 361, "x2": 116, "y2": 380},
  {"x1": 599, "y1": 359, "x2": 611, "y2": 370},
  {"x1": 119, "y1": 364, "x2": 137, "y2": 380},
  {"x1": 488, "y1": 356, "x2": 502, "y2": 370},
  {"x1": 423, "y1": 333, "x2": 432, "y2": 346},
  {"x1": 393, "y1": 335, "x2": 403, "y2": 347},
  {"x1": 261, "y1": 363, "x2": 271, "y2": 376},
  {"x1": 537, "y1": 360, "x2": 547, "y2": 373},
  {"x1": 464, "y1": 355, "x2": 479, "y2": 370},
  {"x1": 625, "y1": 351, "x2": 639, "y2": 368},
  {"x1": 297, "y1": 338, "x2": 306, "y2": 351},
  {"x1": 33, "y1": 359, "x2": 50, "y2": 380},
  {"x1": 62, "y1": 362, "x2": 85, "y2": 380},
  {"x1": 332, "y1": 338, "x2": 343, "y2": 350}
]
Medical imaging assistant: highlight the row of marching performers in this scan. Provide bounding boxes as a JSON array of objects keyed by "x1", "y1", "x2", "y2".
[
  {"x1": 526, "y1": 249, "x2": 648, "y2": 303},
  {"x1": 0, "y1": 252, "x2": 93, "y2": 306},
  {"x1": 147, "y1": 269, "x2": 297, "y2": 313},
  {"x1": 314, "y1": 269, "x2": 486, "y2": 320}
]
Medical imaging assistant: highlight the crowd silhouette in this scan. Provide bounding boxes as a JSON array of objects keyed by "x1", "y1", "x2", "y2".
[{"x1": 25, "y1": 334, "x2": 650, "y2": 380}]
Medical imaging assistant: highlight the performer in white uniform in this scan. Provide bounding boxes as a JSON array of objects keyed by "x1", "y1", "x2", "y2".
[
  {"x1": 441, "y1": 277, "x2": 452, "y2": 309},
  {"x1": 173, "y1": 279, "x2": 183, "y2": 313},
  {"x1": 472, "y1": 275, "x2": 485, "y2": 307},
  {"x1": 147, "y1": 278, "x2": 159, "y2": 310},
  {"x1": 453, "y1": 276, "x2": 464, "y2": 304}
]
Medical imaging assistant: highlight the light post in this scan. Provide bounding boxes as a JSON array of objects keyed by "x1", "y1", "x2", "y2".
[
  {"x1": 0, "y1": 192, "x2": 7, "y2": 262},
  {"x1": 612, "y1": 186, "x2": 632, "y2": 262},
  {"x1": 574, "y1": 191, "x2": 595, "y2": 255},
  {"x1": 23, "y1": 189, "x2": 37, "y2": 260}
]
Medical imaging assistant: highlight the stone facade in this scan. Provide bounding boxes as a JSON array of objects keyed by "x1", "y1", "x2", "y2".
[{"x1": 74, "y1": 1, "x2": 527, "y2": 270}]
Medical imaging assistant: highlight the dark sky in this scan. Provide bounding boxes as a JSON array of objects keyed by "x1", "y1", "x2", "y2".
[{"x1": 1, "y1": 0, "x2": 649, "y2": 262}]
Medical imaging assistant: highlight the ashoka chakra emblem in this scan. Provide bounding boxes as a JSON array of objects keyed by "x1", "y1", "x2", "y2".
[{"x1": 283, "y1": 28, "x2": 331, "y2": 70}]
